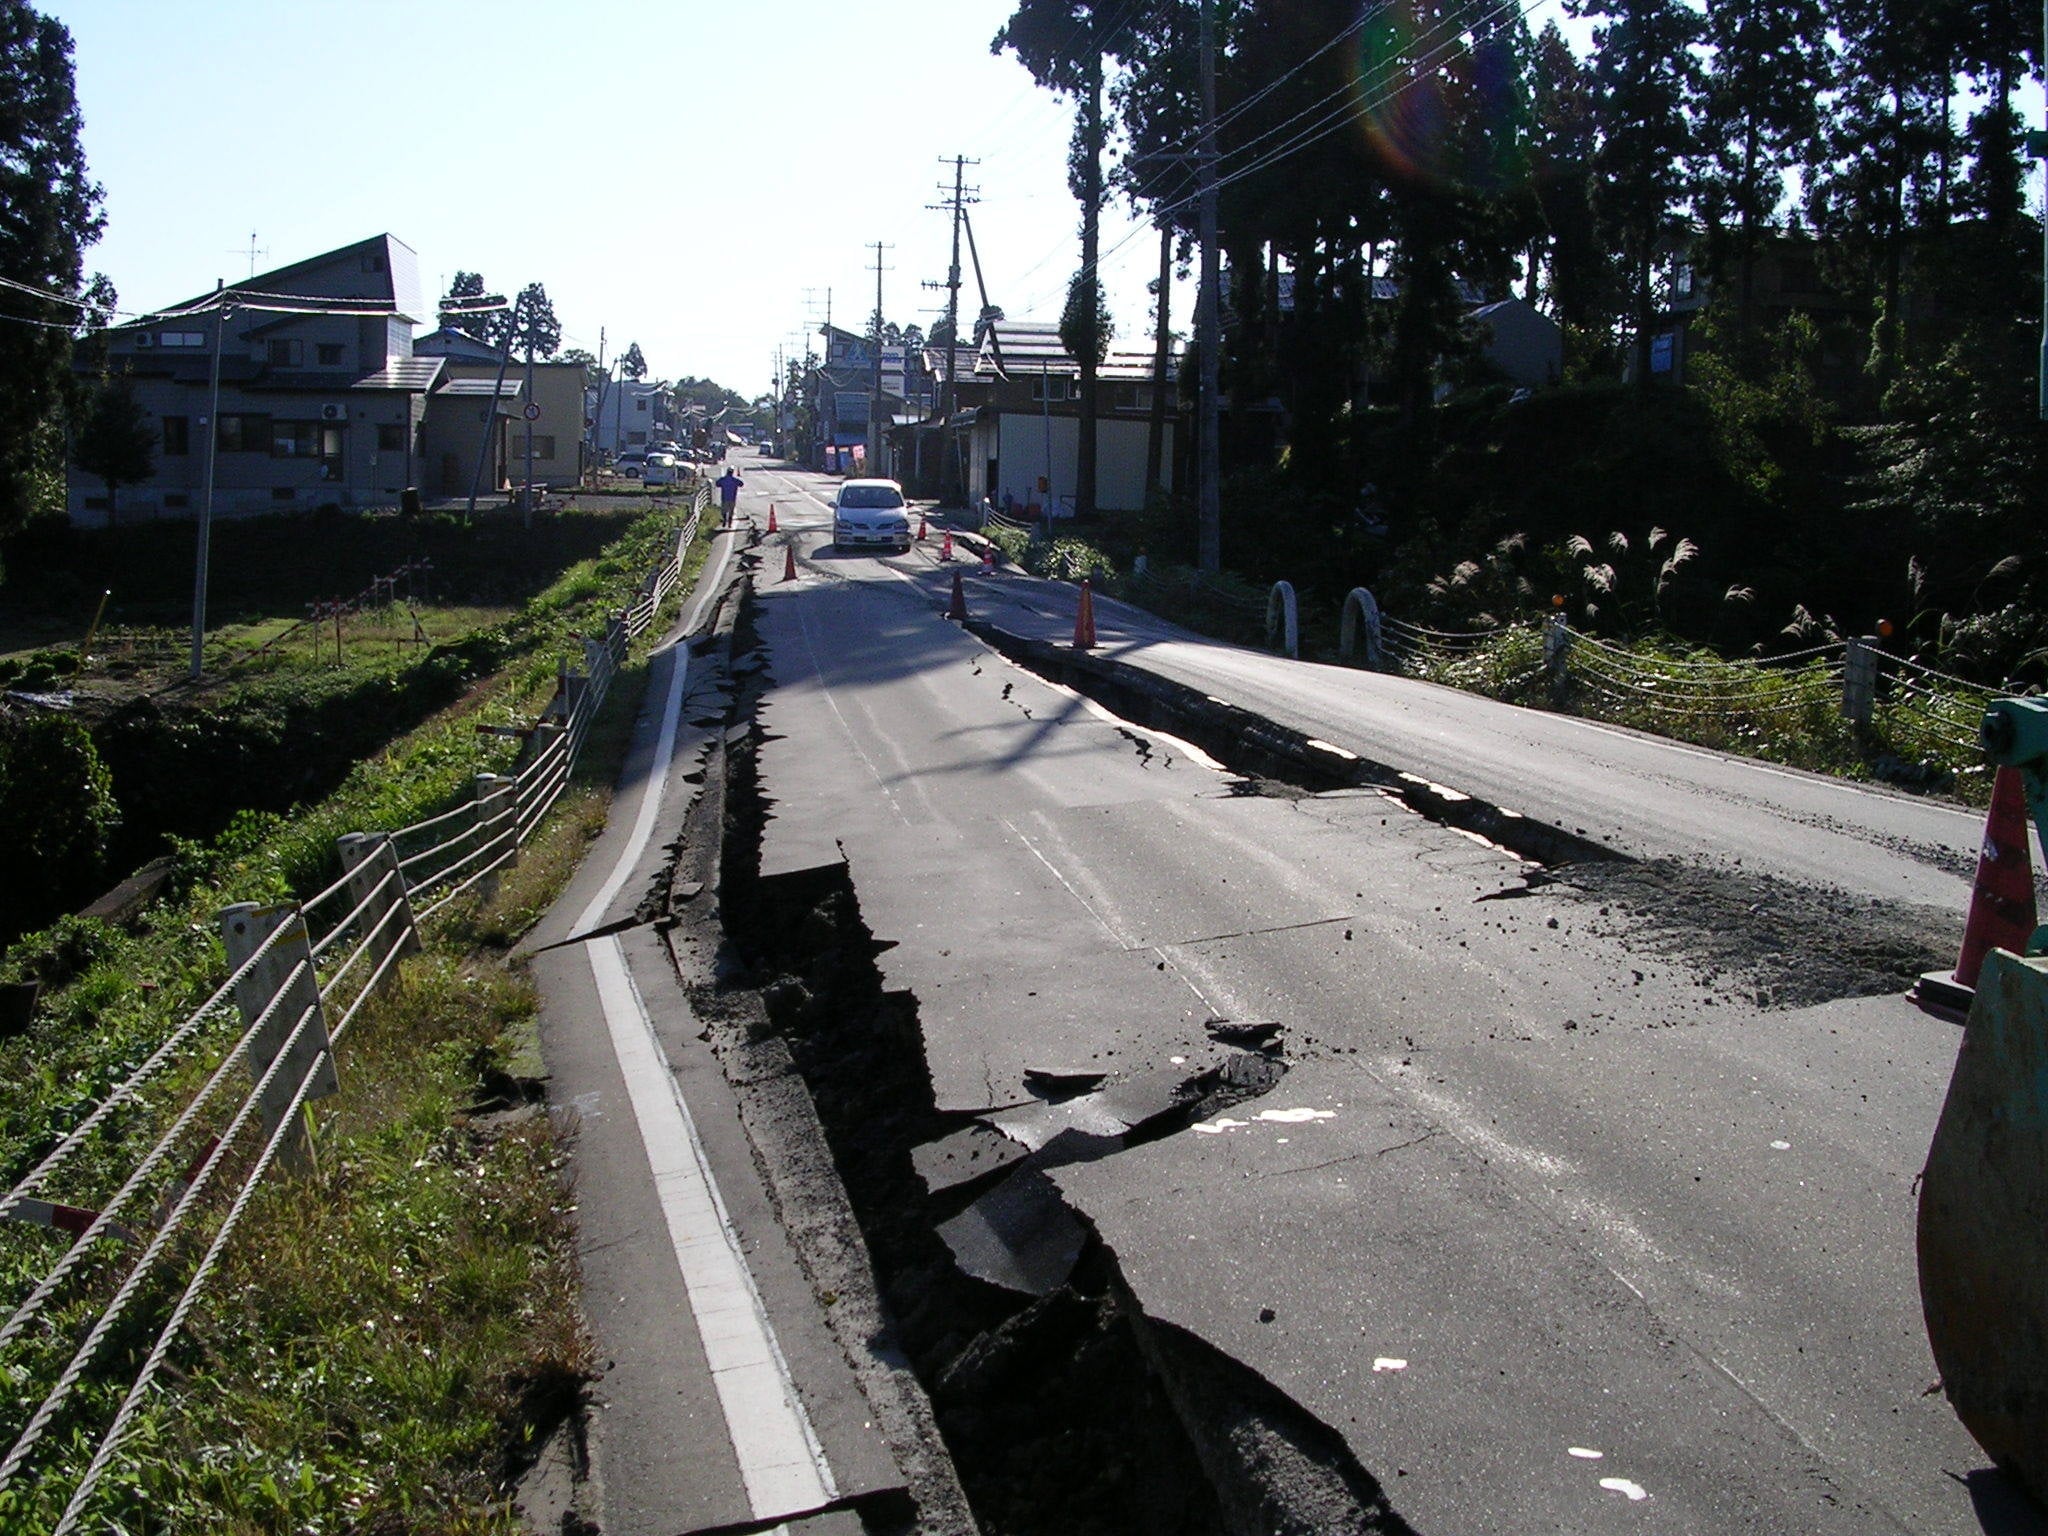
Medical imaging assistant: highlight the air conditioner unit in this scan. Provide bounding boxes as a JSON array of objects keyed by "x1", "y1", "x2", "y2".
[
  {"x1": 134, "y1": 333, "x2": 154, "y2": 348},
  {"x1": 318, "y1": 403, "x2": 348, "y2": 422}
]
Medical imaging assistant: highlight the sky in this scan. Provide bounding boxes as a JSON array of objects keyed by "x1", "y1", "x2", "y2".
[
  {"x1": 44, "y1": 0, "x2": 1187, "y2": 400},
  {"x1": 44, "y1": 1, "x2": 2039, "y2": 403}
]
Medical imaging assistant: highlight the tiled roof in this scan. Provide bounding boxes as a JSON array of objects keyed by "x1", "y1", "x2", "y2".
[
  {"x1": 435, "y1": 375, "x2": 523, "y2": 398},
  {"x1": 354, "y1": 358, "x2": 444, "y2": 391}
]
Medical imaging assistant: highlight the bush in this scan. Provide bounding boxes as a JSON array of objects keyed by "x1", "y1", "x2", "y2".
[{"x1": 0, "y1": 712, "x2": 120, "y2": 933}]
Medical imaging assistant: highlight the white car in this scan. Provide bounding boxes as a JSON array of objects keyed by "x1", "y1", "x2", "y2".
[
  {"x1": 642, "y1": 452, "x2": 680, "y2": 487},
  {"x1": 832, "y1": 478, "x2": 912, "y2": 554}
]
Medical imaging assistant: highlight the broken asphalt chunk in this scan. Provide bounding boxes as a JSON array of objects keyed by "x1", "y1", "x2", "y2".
[
  {"x1": 1206, "y1": 1020, "x2": 1285, "y2": 1050},
  {"x1": 935, "y1": 1168, "x2": 1086, "y2": 1297}
]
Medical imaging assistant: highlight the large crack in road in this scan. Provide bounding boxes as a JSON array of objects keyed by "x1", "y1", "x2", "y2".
[
  {"x1": 646, "y1": 581, "x2": 1419, "y2": 1535},
  {"x1": 963, "y1": 619, "x2": 1963, "y2": 1015}
]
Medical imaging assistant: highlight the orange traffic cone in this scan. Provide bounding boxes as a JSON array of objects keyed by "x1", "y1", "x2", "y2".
[
  {"x1": 917, "y1": 515, "x2": 928, "y2": 541},
  {"x1": 941, "y1": 531, "x2": 954, "y2": 562},
  {"x1": 1915, "y1": 765, "x2": 2038, "y2": 1018},
  {"x1": 782, "y1": 543, "x2": 798, "y2": 583},
  {"x1": 766, "y1": 503, "x2": 778, "y2": 533},
  {"x1": 1073, "y1": 578, "x2": 1097, "y2": 650},
  {"x1": 948, "y1": 570, "x2": 967, "y2": 621}
]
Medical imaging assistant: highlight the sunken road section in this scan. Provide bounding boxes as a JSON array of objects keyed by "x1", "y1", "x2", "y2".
[{"x1": 657, "y1": 588, "x2": 1419, "y2": 1536}]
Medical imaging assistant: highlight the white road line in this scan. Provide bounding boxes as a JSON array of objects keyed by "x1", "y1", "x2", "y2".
[
  {"x1": 587, "y1": 934, "x2": 837, "y2": 1519},
  {"x1": 572, "y1": 639, "x2": 690, "y2": 937}
]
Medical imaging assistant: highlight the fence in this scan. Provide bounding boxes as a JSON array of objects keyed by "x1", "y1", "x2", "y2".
[
  {"x1": 0, "y1": 482, "x2": 708, "y2": 1531},
  {"x1": 1087, "y1": 555, "x2": 2014, "y2": 775}
]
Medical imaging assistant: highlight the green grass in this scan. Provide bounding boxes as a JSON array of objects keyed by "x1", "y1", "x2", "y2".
[{"x1": 0, "y1": 497, "x2": 715, "y2": 1530}]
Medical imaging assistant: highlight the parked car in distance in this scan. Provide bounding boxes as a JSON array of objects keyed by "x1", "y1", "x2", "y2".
[
  {"x1": 832, "y1": 478, "x2": 912, "y2": 554},
  {"x1": 642, "y1": 452, "x2": 680, "y2": 487},
  {"x1": 615, "y1": 450, "x2": 646, "y2": 479}
]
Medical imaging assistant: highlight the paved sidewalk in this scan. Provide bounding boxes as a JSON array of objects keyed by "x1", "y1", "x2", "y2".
[{"x1": 520, "y1": 518, "x2": 911, "y2": 1534}]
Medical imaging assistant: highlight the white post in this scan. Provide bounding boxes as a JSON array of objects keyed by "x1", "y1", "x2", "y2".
[
  {"x1": 335, "y1": 832, "x2": 420, "y2": 964},
  {"x1": 219, "y1": 903, "x2": 338, "y2": 1162},
  {"x1": 1266, "y1": 581, "x2": 1299, "y2": 659},
  {"x1": 474, "y1": 773, "x2": 517, "y2": 901}
]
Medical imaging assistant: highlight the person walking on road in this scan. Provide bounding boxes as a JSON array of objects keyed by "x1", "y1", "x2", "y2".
[{"x1": 715, "y1": 467, "x2": 743, "y2": 525}]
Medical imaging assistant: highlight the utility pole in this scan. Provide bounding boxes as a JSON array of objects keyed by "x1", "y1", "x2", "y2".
[
  {"x1": 868, "y1": 241, "x2": 893, "y2": 474},
  {"x1": 592, "y1": 326, "x2": 607, "y2": 468},
  {"x1": 924, "y1": 156, "x2": 979, "y2": 500},
  {"x1": 2032, "y1": 5, "x2": 2046, "y2": 420},
  {"x1": 191, "y1": 280, "x2": 228, "y2": 679},
  {"x1": 464, "y1": 289, "x2": 522, "y2": 519},
  {"x1": 1196, "y1": 0, "x2": 1222, "y2": 573},
  {"x1": 522, "y1": 333, "x2": 536, "y2": 527}
]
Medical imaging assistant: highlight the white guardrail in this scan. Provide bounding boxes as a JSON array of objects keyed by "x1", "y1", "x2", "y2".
[{"x1": 0, "y1": 482, "x2": 709, "y2": 1530}]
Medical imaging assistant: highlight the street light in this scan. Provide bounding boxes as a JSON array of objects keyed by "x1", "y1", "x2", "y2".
[{"x1": 438, "y1": 293, "x2": 518, "y2": 520}]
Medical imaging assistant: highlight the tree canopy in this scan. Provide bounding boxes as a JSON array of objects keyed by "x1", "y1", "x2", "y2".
[{"x1": 0, "y1": 1, "x2": 104, "y2": 540}]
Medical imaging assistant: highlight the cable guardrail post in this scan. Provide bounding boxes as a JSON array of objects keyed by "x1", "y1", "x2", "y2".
[
  {"x1": 1340, "y1": 588, "x2": 1384, "y2": 671},
  {"x1": 474, "y1": 773, "x2": 517, "y2": 901},
  {"x1": 1266, "y1": 581, "x2": 1300, "y2": 660},
  {"x1": 1544, "y1": 613, "x2": 1573, "y2": 707},
  {"x1": 335, "y1": 832, "x2": 420, "y2": 964},
  {"x1": 219, "y1": 903, "x2": 336, "y2": 1167},
  {"x1": 1842, "y1": 635, "x2": 1877, "y2": 727}
]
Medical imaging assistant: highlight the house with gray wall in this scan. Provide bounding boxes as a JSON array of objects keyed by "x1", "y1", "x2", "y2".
[{"x1": 68, "y1": 234, "x2": 439, "y2": 526}]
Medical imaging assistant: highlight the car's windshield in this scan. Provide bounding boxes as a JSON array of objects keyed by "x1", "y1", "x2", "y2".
[{"x1": 840, "y1": 485, "x2": 904, "y2": 510}]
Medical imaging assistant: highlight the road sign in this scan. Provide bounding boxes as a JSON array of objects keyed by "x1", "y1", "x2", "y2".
[{"x1": 523, "y1": 402, "x2": 542, "y2": 421}]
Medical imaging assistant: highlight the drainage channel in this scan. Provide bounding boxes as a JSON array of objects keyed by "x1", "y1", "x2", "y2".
[{"x1": 658, "y1": 587, "x2": 1416, "y2": 1536}]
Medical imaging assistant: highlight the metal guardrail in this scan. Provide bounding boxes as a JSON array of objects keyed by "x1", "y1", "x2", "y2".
[{"x1": 0, "y1": 485, "x2": 708, "y2": 1529}]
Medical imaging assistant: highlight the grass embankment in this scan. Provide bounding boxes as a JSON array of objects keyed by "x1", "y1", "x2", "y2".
[
  {"x1": 0, "y1": 502, "x2": 685, "y2": 947},
  {"x1": 0, "y1": 495, "x2": 716, "y2": 1533}
]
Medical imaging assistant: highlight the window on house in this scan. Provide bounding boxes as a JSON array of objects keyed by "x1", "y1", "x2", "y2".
[
  {"x1": 1030, "y1": 374, "x2": 1073, "y2": 403},
  {"x1": 217, "y1": 414, "x2": 270, "y2": 452},
  {"x1": 158, "y1": 331, "x2": 206, "y2": 348},
  {"x1": 635, "y1": 397, "x2": 648, "y2": 412},
  {"x1": 317, "y1": 343, "x2": 344, "y2": 366},
  {"x1": 272, "y1": 421, "x2": 321, "y2": 458},
  {"x1": 1114, "y1": 384, "x2": 1154, "y2": 411},
  {"x1": 161, "y1": 416, "x2": 190, "y2": 455},
  {"x1": 376, "y1": 423, "x2": 405, "y2": 451},
  {"x1": 267, "y1": 339, "x2": 305, "y2": 367},
  {"x1": 627, "y1": 430, "x2": 647, "y2": 446}
]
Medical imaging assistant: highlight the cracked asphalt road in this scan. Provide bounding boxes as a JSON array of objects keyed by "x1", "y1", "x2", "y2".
[{"x1": 733, "y1": 464, "x2": 2042, "y2": 1534}]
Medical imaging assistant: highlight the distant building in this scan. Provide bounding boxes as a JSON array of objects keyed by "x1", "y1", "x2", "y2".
[
  {"x1": 69, "y1": 234, "x2": 437, "y2": 525},
  {"x1": 937, "y1": 318, "x2": 1178, "y2": 514},
  {"x1": 588, "y1": 379, "x2": 670, "y2": 459},
  {"x1": 415, "y1": 326, "x2": 585, "y2": 492}
]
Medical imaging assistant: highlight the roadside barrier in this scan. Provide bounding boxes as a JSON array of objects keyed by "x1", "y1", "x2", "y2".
[
  {"x1": 0, "y1": 482, "x2": 710, "y2": 1530},
  {"x1": 1101, "y1": 554, "x2": 2017, "y2": 781}
]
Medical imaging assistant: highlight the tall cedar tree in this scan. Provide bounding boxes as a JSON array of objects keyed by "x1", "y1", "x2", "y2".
[
  {"x1": 1698, "y1": 0, "x2": 1831, "y2": 366},
  {"x1": 1801, "y1": 0, "x2": 1948, "y2": 387},
  {"x1": 1526, "y1": 18, "x2": 1616, "y2": 352},
  {"x1": 620, "y1": 341, "x2": 648, "y2": 380},
  {"x1": 72, "y1": 366, "x2": 154, "y2": 526},
  {"x1": 0, "y1": 2, "x2": 103, "y2": 538},
  {"x1": 1578, "y1": 0, "x2": 1703, "y2": 389},
  {"x1": 997, "y1": 0, "x2": 1128, "y2": 518}
]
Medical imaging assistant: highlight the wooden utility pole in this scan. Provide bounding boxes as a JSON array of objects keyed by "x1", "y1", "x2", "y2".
[
  {"x1": 1075, "y1": 17, "x2": 1104, "y2": 521},
  {"x1": 868, "y1": 242, "x2": 892, "y2": 473},
  {"x1": 1197, "y1": 0, "x2": 1222, "y2": 573},
  {"x1": 1145, "y1": 220, "x2": 1172, "y2": 505}
]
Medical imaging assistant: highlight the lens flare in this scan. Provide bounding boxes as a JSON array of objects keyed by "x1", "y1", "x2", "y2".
[{"x1": 1349, "y1": 2, "x2": 1527, "y2": 196}]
